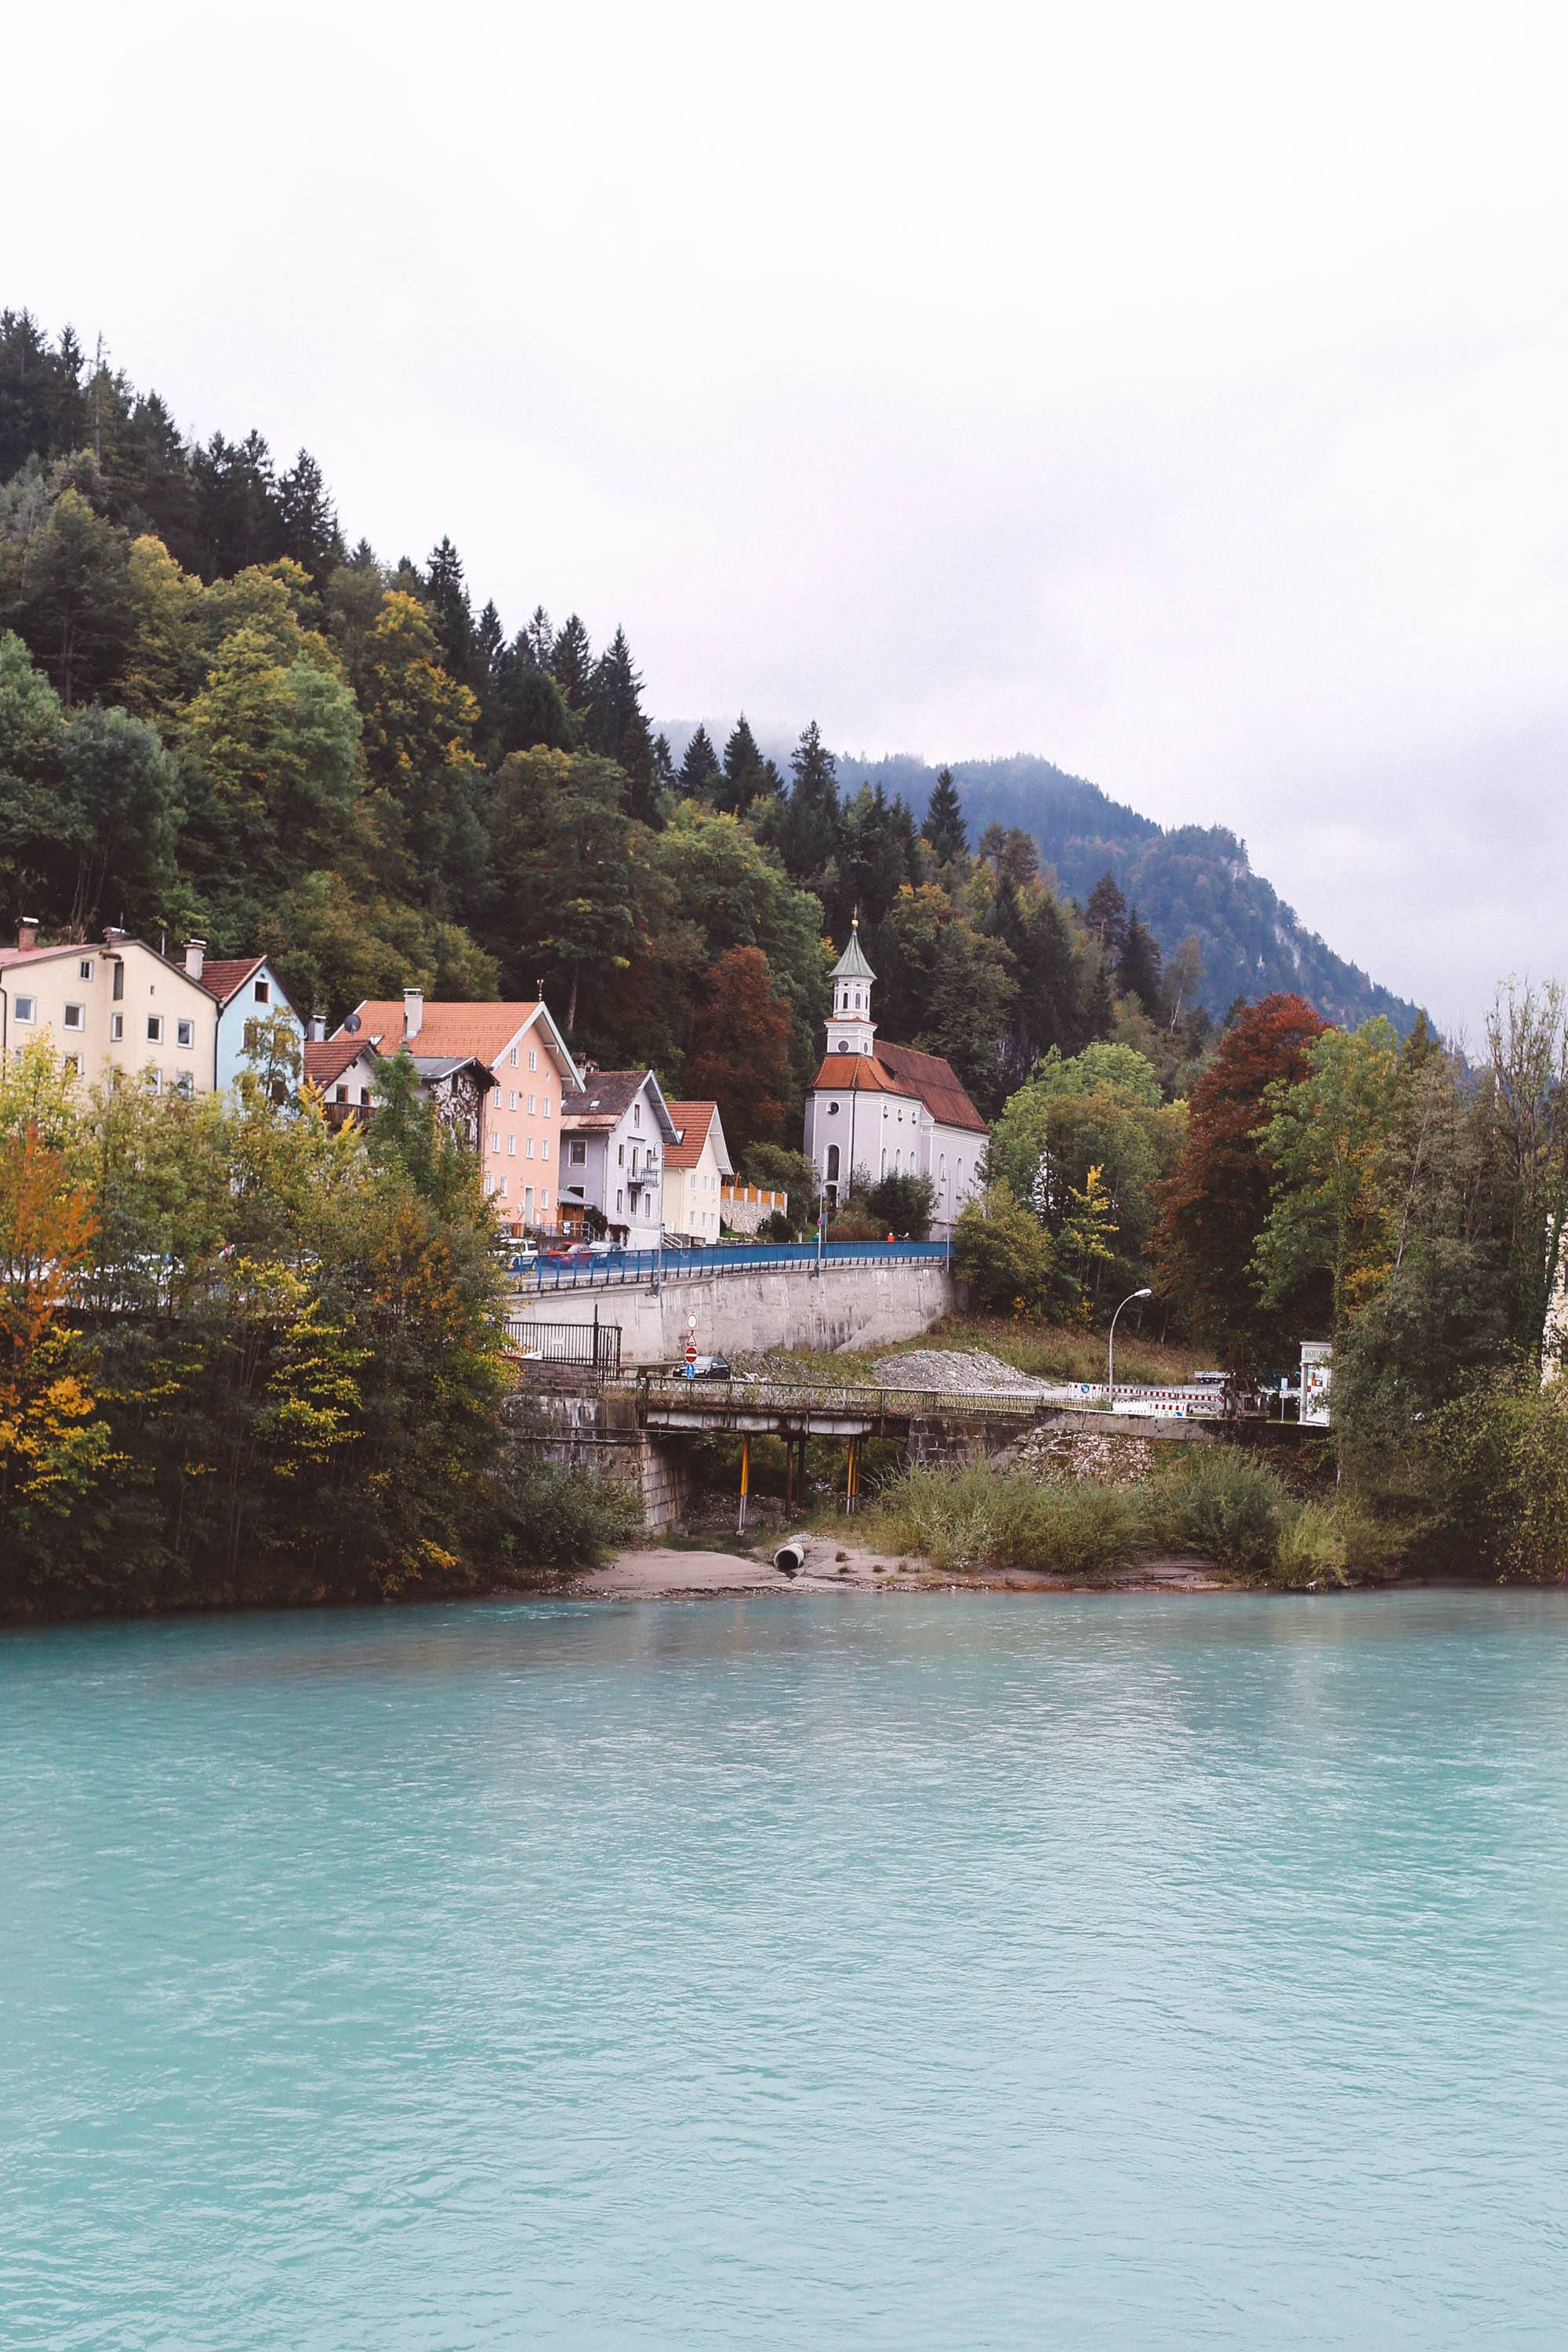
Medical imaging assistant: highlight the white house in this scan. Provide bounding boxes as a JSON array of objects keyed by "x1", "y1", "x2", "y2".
[
  {"x1": 661, "y1": 1100, "x2": 733, "y2": 1240},
  {"x1": 560, "y1": 1069, "x2": 680, "y2": 1250},
  {"x1": 0, "y1": 920, "x2": 220, "y2": 1093},
  {"x1": 183, "y1": 943, "x2": 303, "y2": 1095},
  {"x1": 801, "y1": 921, "x2": 988, "y2": 1235}
]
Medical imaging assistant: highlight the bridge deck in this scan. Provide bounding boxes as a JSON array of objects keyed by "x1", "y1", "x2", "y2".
[{"x1": 622, "y1": 1375, "x2": 1262, "y2": 1439}]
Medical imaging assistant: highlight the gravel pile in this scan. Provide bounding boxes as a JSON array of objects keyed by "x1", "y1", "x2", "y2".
[
  {"x1": 868, "y1": 1348, "x2": 1056, "y2": 1396},
  {"x1": 998, "y1": 1425, "x2": 1157, "y2": 1486}
]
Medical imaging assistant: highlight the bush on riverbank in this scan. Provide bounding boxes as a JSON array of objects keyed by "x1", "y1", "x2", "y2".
[
  {"x1": 1417, "y1": 1375, "x2": 1568, "y2": 1581},
  {"x1": 0, "y1": 1041, "x2": 627, "y2": 1621}
]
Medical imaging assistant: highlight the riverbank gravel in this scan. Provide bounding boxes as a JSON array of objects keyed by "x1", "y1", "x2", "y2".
[{"x1": 867, "y1": 1348, "x2": 1058, "y2": 1396}]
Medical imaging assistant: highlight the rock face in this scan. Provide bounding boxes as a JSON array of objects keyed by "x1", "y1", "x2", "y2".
[{"x1": 996, "y1": 1425, "x2": 1157, "y2": 1486}]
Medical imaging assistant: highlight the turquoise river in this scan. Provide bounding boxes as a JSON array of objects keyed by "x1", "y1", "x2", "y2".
[{"x1": 4, "y1": 1590, "x2": 1568, "y2": 2349}]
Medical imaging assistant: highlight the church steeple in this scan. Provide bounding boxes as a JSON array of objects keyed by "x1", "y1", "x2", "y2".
[{"x1": 827, "y1": 918, "x2": 877, "y2": 1056}]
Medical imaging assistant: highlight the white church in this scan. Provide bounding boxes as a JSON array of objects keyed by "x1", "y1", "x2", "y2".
[{"x1": 802, "y1": 923, "x2": 989, "y2": 1236}]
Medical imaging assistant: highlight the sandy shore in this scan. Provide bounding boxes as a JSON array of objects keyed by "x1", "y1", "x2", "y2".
[{"x1": 572, "y1": 1540, "x2": 1225, "y2": 1599}]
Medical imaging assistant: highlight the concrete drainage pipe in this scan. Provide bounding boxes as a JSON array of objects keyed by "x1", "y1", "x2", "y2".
[{"x1": 773, "y1": 1537, "x2": 808, "y2": 1578}]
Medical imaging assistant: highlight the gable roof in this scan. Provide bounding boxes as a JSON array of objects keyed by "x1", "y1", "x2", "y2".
[
  {"x1": 663, "y1": 1099, "x2": 734, "y2": 1175},
  {"x1": 0, "y1": 936, "x2": 216, "y2": 999},
  {"x1": 198, "y1": 956, "x2": 270, "y2": 1007},
  {"x1": 305, "y1": 1036, "x2": 377, "y2": 1090},
  {"x1": 561, "y1": 1069, "x2": 680, "y2": 1142},
  {"x1": 875, "y1": 1040, "x2": 988, "y2": 1133},
  {"x1": 336, "y1": 998, "x2": 580, "y2": 1083}
]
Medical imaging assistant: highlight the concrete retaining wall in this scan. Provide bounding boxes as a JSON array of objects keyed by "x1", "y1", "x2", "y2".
[
  {"x1": 503, "y1": 1390, "x2": 692, "y2": 1534},
  {"x1": 520, "y1": 1260, "x2": 956, "y2": 1367}
]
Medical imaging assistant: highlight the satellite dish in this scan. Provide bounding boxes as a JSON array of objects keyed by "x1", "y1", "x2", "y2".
[{"x1": 345, "y1": 1012, "x2": 361, "y2": 1034}]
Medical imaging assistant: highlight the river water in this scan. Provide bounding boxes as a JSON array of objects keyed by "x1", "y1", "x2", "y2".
[{"x1": 4, "y1": 1591, "x2": 1567, "y2": 2350}]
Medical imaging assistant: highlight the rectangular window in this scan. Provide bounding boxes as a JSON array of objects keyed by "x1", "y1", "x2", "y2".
[
  {"x1": 64, "y1": 1052, "x2": 81, "y2": 1076},
  {"x1": 499, "y1": 1176, "x2": 508, "y2": 1198},
  {"x1": 528, "y1": 1048, "x2": 538, "y2": 1072},
  {"x1": 509, "y1": 1047, "x2": 518, "y2": 1068},
  {"x1": 618, "y1": 1143, "x2": 625, "y2": 1167},
  {"x1": 175, "y1": 1071, "x2": 194, "y2": 1096},
  {"x1": 528, "y1": 1094, "x2": 536, "y2": 1115},
  {"x1": 485, "y1": 1171, "x2": 496, "y2": 1196},
  {"x1": 78, "y1": 959, "x2": 93, "y2": 981},
  {"x1": 147, "y1": 1015, "x2": 164, "y2": 1043},
  {"x1": 506, "y1": 1134, "x2": 516, "y2": 1156},
  {"x1": 253, "y1": 978, "x2": 270, "y2": 1004},
  {"x1": 112, "y1": 963, "x2": 124, "y2": 1001},
  {"x1": 489, "y1": 1129, "x2": 500, "y2": 1153},
  {"x1": 524, "y1": 1136, "x2": 533, "y2": 1158},
  {"x1": 616, "y1": 1189, "x2": 623, "y2": 1214},
  {"x1": 569, "y1": 1138, "x2": 586, "y2": 1165},
  {"x1": 64, "y1": 1004, "x2": 85, "y2": 1031},
  {"x1": 541, "y1": 1188, "x2": 550, "y2": 1209},
  {"x1": 110, "y1": 1013, "x2": 124, "y2": 1041},
  {"x1": 541, "y1": 1138, "x2": 549, "y2": 1162},
  {"x1": 543, "y1": 1097, "x2": 550, "y2": 1117},
  {"x1": 507, "y1": 1090, "x2": 517, "y2": 1112},
  {"x1": 176, "y1": 1018, "x2": 194, "y2": 1048},
  {"x1": 148, "y1": 1068, "x2": 163, "y2": 1093},
  {"x1": 360, "y1": 1087, "x2": 370, "y2": 1105},
  {"x1": 13, "y1": 996, "x2": 34, "y2": 1024}
]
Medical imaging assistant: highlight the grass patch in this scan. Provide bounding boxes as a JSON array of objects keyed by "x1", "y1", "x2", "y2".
[{"x1": 867, "y1": 1466, "x2": 1152, "y2": 1575}]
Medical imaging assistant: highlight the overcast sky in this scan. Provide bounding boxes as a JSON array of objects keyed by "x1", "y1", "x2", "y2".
[{"x1": 6, "y1": 0, "x2": 1563, "y2": 1032}]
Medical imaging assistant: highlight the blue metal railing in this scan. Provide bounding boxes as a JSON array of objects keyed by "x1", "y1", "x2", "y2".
[{"x1": 513, "y1": 1240, "x2": 951, "y2": 1293}]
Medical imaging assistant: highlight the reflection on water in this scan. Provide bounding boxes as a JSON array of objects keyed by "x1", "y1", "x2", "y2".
[{"x1": 3, "y1": 1592, "x2": 1567, "y2": 2351}]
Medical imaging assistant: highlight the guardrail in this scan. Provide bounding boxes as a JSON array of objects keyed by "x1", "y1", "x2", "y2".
[{"x1": 512, "y1": 1240, "x2": 951, "y2": 1293}]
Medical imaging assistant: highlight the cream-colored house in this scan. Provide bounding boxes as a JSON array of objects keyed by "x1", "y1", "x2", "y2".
[
  {"x1": 662, "y1": 1100, "x2": 733, "y2": 1241},
  {"x1": 0, "y1": 920, "x2": 220, "y2": 1093}
]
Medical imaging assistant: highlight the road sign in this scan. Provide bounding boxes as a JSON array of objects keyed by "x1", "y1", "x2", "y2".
[{"x1": 685, "y1": 1341, "x2": 697, "y2": 1364}]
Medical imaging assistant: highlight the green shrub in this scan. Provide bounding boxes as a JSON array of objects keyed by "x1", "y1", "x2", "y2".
[
  {"x1": 952, "y1": 1182, "x2": 1054, "y2": 1315},
  {"x1": 1162, "y1": 1447, "x2": 1289, "y2": 1574},
  {"x1": 869, "y1": 1466, "x2": 1148, "y2": 1575},
  {"x1": 1272, "y1": 1501, "x2": 1351, "y2": 1588},
  {"x1": 488, "y1": 1452, "x2": 641, "y2": 1570},
  {"x1": 1421, "y1": 1376, "x2": 1568, "y2": 1580}
]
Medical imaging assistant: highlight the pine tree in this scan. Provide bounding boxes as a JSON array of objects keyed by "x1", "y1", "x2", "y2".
[
  {"x1": 652, "y1": 733, "x2": 676, "y2": 793},
  {"x1": 924, "y1": 765, "x2": 967, "y2": 863},
  {"x1": 1116, "y1": 909, "x2": 1163, "y2": 1014},
  {"x1": 0, "y1": 309, "x2": 87, "y2": 477},
  {"x1": 550, "y1": 614, "x2": 593, "y2": 710},
  {"x1": 583, "y1": 626, "x2": 659, "y2": 823},
  {"x1": 191, "y1": 430, "x2": 282, "y2": 579},
  {"x1": 716, "y1": 713, "x2": 781, "y2": 815},
  {"x1": 677, "y1": 722, "x2": 721, "y2": 797},
  {"x1": 1084, "y1": 870, "x2": 1129, "y2": 957},
  {"x1": 775, "y1": 720, "x2": 842, "y2": 883},
  {"x1": 524, "y1": 604, "x2": 554, "y2": 668},
  {"x1": 426, "y1": 538, "x2": 476, "y2": 683},
  {"x1": 277, "y1": 450, "x2": 343, "y2": 590}
]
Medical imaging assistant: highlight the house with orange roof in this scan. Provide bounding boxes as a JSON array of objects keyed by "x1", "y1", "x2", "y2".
[
  {"x1": 802, "y1": 923, "x2": 988, "y2": 1233},
  {"x1": 332, "y1": 988, "x2": 581, "y2": 1228},
  {"x1": 661, "y1": 1100, "x2": 733, "y2": 1240}
]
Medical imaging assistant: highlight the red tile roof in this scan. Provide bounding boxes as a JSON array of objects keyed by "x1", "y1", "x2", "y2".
[
  {"x1": 197, "y1": 956, "x2": 269, "y2": 1007},
  {"x1": 810, "y1": 1045, "x2": 987, "y2": 1133},
  {"x1": 340, "y1": 1000, "x2": 568, "y2": 1071},
  {"x1": 663, "y1": 1100, "x2": 727, "y2": 1172},
  {"x1": 876, "y1": 1041, "x2": 988, "y2": 1134},
  {"x1": 305, "y1": 1037, "x2": 376, "y2": 1090}
]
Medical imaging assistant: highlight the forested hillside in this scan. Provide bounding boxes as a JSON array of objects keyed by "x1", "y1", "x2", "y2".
[
  {"x1": 832, "y1": 753, "x2": 1420, "y2": 1034},
  {"x1": 0, "y1": 310, "x2": 1415, "y2": 1161}
]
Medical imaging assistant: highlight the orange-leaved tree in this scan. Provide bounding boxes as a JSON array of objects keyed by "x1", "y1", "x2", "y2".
[
  {"x1": 0, "y1": 1119, "x2": 114, "y2": 1540},
  {"x1": 681, "y1": 945, "x2": 794, "y2": 1155},
  {"x1": 1152, "y1": 993, "x2": 1329, "y2": 1361}
]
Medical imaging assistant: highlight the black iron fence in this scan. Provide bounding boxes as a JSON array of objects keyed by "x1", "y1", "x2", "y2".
[{"x1": 505, "y1": 1317, "x2": 622, "y2": 1376}]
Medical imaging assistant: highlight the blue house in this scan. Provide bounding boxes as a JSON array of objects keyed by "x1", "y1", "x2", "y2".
[{"x1": 181, "y1": 942, "x2": 305, "y2": 1096}]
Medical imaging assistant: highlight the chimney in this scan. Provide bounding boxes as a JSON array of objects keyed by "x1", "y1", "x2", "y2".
[
  {"x1": 308, "y1": 1009, "x2": 327, "y2": 1044},
  {"x1": 183, "y1": 938, "x2": 206, "y2": 981},
  {"x1": 403, "y1": 986, "x2": 423, "y2": 1042},
  {"x1": 103, "y1": 925, "x2": 126, "y2": 946},
  {"x1": 17, "y1": 916, "x2": 38, "y2": 953}
]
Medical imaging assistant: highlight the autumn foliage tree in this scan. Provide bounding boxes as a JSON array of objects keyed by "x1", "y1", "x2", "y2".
[
  {"x1": 681, "y1": 946, "x2": 794, "y2": 1154},
  {"x1": 0, "y1": 1112, "x2": 112, "y2": 1540},
  {"x1": 1152, "y1": 993, "x2": 1327, "y2": 1359}
]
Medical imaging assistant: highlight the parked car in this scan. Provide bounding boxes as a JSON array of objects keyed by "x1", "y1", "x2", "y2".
[
  {"x1": 494, "y1": 1245, "x2": 539, "y2": 1277},
  {"x1": 544, "y1": 1242, "x2": 596, "y2": 1264},
  {"x1": 682, "y1": 1352, "x2": 733, "y2": 1380}
]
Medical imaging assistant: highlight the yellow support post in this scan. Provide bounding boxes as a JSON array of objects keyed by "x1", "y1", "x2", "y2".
[{"x1": 738, "y1": 1435, "x2": 750, "y2": 1535}]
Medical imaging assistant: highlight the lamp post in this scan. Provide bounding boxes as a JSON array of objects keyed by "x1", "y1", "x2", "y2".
[{"x1": 1107, "y1": 1287, "x2": 1152, "y2": 1398}]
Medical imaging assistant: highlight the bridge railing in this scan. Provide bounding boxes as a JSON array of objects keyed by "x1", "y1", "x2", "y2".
[
  {"x1": 631, "y1": 1374, "x2": 1044, "y2": 1421},
  {"x1": 515, "y1": 1240, "x2": 950, "y2": 1294}
]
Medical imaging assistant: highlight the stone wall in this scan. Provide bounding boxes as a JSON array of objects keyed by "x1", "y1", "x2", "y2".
[
  {"x1": 517, "y1": 1258, "x2": 956, "y2": 1368},
  {"x1": 503, "y1": 1388, "x2": 692, "y2": 1534}
]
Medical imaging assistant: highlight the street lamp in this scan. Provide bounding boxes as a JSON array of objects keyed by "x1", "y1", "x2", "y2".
[{"x1": 1107, "y1": 1287, "x2": 1152, "y2": 1396}]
